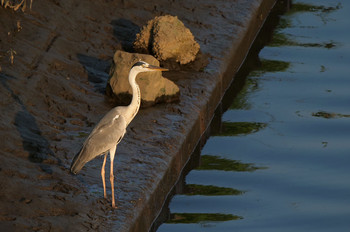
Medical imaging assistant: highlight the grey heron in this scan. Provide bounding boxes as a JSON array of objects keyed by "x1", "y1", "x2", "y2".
[{"x1": 70, "y1": 61, "x2": 168, "y2": 208}]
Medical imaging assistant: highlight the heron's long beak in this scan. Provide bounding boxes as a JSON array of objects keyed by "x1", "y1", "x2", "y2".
[{"x1": 147, "y1": 64, "x2": 169, "y2": 72}]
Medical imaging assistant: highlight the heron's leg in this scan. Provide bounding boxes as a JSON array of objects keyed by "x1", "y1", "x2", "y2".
[
  {"x1": 109, "y1": 145, "x2": 117, "y2": 208},
  {"x1": 101, "y1": 153, "x2": 107, "y2": 199}
]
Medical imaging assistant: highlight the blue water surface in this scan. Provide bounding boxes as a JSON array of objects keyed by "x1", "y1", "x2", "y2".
[{"x1": 158, "y1": 1, "x2": 350, "y2": 231}]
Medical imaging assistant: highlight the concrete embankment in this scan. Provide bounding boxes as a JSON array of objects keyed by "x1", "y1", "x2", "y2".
[
  {"x1": 129, "y1": 0, "x2": 277, "y2": 231},
  {"x1": 0, "y1": 0, "x2": 275, "y2": 231}
]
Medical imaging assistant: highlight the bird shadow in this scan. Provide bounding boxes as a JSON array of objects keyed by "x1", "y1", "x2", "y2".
[
  {"x1": 77, "y1": 54, "x2": 112, "y2": 94},
  {"x1": 111, "y1": 18, "x2": 140, "y2": 52},
  {"x1": 0, "y1": 73, "x2": 57, "y2": 174}
]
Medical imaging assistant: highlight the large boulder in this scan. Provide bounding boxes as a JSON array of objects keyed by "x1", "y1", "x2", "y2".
[
  {"x1": 106, "y1": 50, "x2": 180, "y2": 107},
  {"x1": 134, "y1": 15, "x2": 200, "y2": 65}
]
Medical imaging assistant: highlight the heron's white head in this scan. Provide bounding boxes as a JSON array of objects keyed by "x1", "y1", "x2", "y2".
[{"x1": 131, "y1": 61, "x2": 168, "y2": 73}]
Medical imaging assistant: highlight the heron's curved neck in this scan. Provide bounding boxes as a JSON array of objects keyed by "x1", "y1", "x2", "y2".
[{"x1": 126, "y1": 68, "x2": 141, "y2": 125}]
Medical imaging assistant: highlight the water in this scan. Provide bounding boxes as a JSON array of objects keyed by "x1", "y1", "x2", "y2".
[{"x1": 156, "y1": 0, "x2": 350, "y2": 231}]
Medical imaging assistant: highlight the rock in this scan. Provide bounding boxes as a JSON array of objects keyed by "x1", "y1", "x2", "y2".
[
  {"x1": 106, "y1": 50, "x2": 180, "y2": 107},
  {"x1": 134, "y1": 15, "x2": 200, "y2": 65}
]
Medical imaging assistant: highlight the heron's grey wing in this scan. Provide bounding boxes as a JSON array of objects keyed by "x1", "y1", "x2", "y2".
[
  {"x1": 85, "y1": 114, "x2": 127, "y2": 155},
  {"x1": 70, "y1": 114, "x2": 126, "y2": 174}
]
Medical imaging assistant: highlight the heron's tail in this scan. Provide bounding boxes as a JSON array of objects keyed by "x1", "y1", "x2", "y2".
[{"x1": 70, "y1": 148, "x2": 86, "y2": 174}]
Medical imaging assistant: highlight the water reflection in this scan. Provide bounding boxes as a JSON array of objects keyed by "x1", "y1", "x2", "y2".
[
  {"x1": 288, "y1": 2, "x2": 341, "y2": 14},
  {"x1": 214, "y1": 122, "x2": 267, "y2": 136},
  {"x1": 156, "y1": 1, "x2": 350, "y2": 231},
  {"x1": 258, "y1": 59, "x2": 290, "y2": 73},
  {"x1": 197, "y1": 155, "x2": 264, "y2": 172},
  {"x1": 230, "y1": 59, "x2": 290, "y2": 110},
  {"x1": 168, "y1": 213, "x2": 242, "y2": 224},
  {"x1": 270, "y1": 2, "x2": 341, "y2": 48},
  {"x1": 229, "y1": 79, "x2": 258, "y2": 110},
  {"x1": 271, "y1": 32, "x2": 337, "y2": 48},
  {"x1": 312, "y1": 111, "x2": 350, "y2": 119},
  {"x1": 184, "y1": 184, "x2": 244, "y2": 196}
]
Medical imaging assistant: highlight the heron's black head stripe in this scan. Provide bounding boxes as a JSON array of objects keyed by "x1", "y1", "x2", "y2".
[{"x1": 132, "y1": 61, "x2": 147, "y2": 68}]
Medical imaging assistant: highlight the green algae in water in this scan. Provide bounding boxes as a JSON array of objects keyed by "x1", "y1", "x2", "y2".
[
  {"x1": 167, "y1": 213, "x2": 242, "y2": 224},
  {"x1": 260, "y1": 59, "x2": 289, "y2": 72},
  {"x1": 228, "y1": 79, "x2": 256, "y2": 110},
  {"x1": 184, "y1": 184, "x2": 244, "y2": 196},
  {"x1": 214, "y1": 121, "x2": 267, "y2": 137},
  {"x1": 312, "y1": 111, "x2": 350, "y2": 119},
  {"x1": 270, "y1": 2, "x2": 341, "y2": 47},
  {"x1": 287, "y1": 2, "x2": 341, "y2": 15},
  {"x1": 270, "y1": 32, "x2": 337, "y2": 48},
  {"x1": 229, "y1": 59, "x2": 290, "y2": 110},
  {"x1": 197, "y1": 155, "x2": 264, "y2": 172}
]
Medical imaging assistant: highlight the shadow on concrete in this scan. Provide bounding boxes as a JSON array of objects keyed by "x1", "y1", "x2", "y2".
[
  {"x1": 111, "y1": 18, "x2": 140, "y2": 52},
  {"x1": 0, "y1": 73, "x2": 56, "y2": 174},
  {"x1": 77, "y1": 54, "x2": 111, "y2": 94}
]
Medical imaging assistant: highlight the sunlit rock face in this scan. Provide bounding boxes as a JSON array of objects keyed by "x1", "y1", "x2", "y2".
[
  {"x1": 107, "y1": 50, "x2": 179, "y2": 107},
  {"x1": 133, "y1": 15, "x2": 200, "y2": 65}
]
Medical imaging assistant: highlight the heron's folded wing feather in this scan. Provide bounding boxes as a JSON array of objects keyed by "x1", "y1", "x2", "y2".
[{"x1": 81, "y1": 114, "x2": 127, "y2": 160}]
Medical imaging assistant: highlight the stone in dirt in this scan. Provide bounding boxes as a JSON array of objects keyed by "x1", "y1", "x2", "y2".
[
  {"x1": 134, "y1": 15, "x2": 200, "y2": 65},
  {"x1": 106, "y1": 50, "x2": 180, "y2": 107}
]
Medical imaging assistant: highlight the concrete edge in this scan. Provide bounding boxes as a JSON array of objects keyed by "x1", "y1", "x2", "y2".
[{"x1": 130, "y1": 1, "x2": 277, "y2": 231}]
